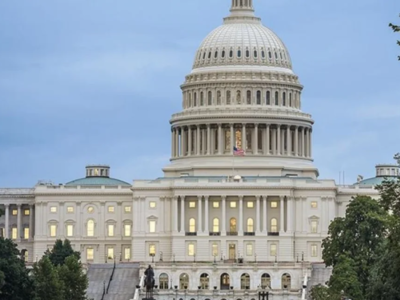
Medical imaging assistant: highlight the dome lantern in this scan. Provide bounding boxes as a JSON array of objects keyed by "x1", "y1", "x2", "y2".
[{"x1": 230, "y1": 0, "x2": 254, "y2": 14}]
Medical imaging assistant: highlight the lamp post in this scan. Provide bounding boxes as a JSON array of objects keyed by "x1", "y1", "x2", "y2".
[{"x1": 150, "y1": 253, "x2": 155, "y2": 263}]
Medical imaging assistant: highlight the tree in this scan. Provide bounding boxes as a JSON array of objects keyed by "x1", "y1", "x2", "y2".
[
  {"x1": 32, "y1": 256, "x2": 64, "y2": 300},
  {"x1": 58, "y1": 256, "x2": 88, "y2": 300},
  {"x1": 321, "y1": 195, "x2": 388, "y2": 298},
  {"x1": 45, "y1": 239, "x2": 80, "y2": 266},
  {"x1": 0, "y1": 238, "x2": 34, "y2": 300},
  {"x1": 389, "y1": 14, "x2": 400, "y2": 60}
]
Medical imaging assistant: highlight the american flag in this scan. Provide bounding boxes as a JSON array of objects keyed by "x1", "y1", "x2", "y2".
[{"x1": 233, "y1": 146, "x2": 245, "y2": 156}]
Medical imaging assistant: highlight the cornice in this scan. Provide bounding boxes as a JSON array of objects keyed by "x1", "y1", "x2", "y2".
[
  {"x1": 34, "y1": 191, "x2": 132, "y2": 197},
  {"x1": 133, "y1": 185, "x2": 339, "y2": 192}
]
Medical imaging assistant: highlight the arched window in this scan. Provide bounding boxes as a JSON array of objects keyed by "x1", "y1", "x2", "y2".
[
  {"x1": 229, "y1": 50, "x2": 233, "y2": 58},
  {"x1": 213, "y1": 218, "x2": 220, "y2": 232},
  {"x1": 256, "y1": 91, "x2": 261, "y2": 104},
  {"x1": 246, "y1": 50, "x2": 250, "y2": 58},
  {"x1": 269, "y1": 51, "x2": 272, "y2": 59},
  {"x1": 159, "y1": 273, "x2": 169, "y2": 289},
  {"x1": 266, "y1": 91, "x2": 270, "y2": 105},
  {"x1": 87, "y1": 220, "x2": 94, "y2": 237},
  {"x1": 200, "y1": 273, "x2": 209, "y2": 289},
  {"x1": 208, "y1": 91, "x2": 212, "y2": 105},
  {"x1": 194, "y1": 92, "x2": 197, "y2": 106},
  {"x1": 275, "y1": 91, "x2": 279, "y2": 105},
  {"x1": 283, "y1": 92, "x2": 286, "y2": 106},
  {"x1": 208, "y1": 51, "x2": 211, "y2": 59},
  {"x1": 203, "y1": 52, "x2": 206, "y2": 59},
  {"x1": 246, "y1": 90, "x2": 251, "y2": 104},
  {"x1": 240, "y1": 273, "x2": 250, "y2": 289},
  {"x1": 262, "y1": 50, "x2": 265, "y2": 58},
  {"x1": 282, "y1": 273, "x2": 291, "y2": 289},
  {"x1": 217, "y1": 91, "x2": 221, "y2": 105},
  {"x1": 261, "y1": 273, "x2": 271, "y2": 289},
  {"x1": 247, "y1": 218, "x2": 254, "y2": 232},
  {"x1": 226, "y1": 91, "x2": 231, "y2": 105},
  {"x1": 214, "y1": 51, "x2": 218, "y2": 58},
  {"x1": 180, "y1": 273, "x2": 189, "y2": 289},
  {"x1": 220, "y1": 273, "x2": 230, "y2": 290},
  {"x1": 271, "y1": 218, "x2": 278, "y2": 233},
  {"x1": 189, "y1": 218, "x2": 196, "y2": 233},
  {"x1": 200, "y1": 92, "x2": 204, "y2": 106},
  {"x1": 289, "y1": 93, "x2": 292, "y2": 107},
  {"x1": 230, "y1": 218, "x2": 237, "y2": 233},
  {"x1": 236, "y1": 90, "x2": 241, "y2": 104},
  {"x1": 188, "y1": 93, "x2": 192, "y2": 107},
  {"x1": 275, "y1": 52, "x2": 278, "y2": 59},
  {"x1": 222, "y1": 50, "x2": 225, "y2": 58},
  {"x1": 254, "y1": 50, "x2": 258, "y2": 57}
]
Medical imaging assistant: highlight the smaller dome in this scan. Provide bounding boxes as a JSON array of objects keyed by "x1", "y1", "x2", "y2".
[
  {"x1": 355, "y1": 176, "x2": 398, "y2": 187},
  {"x1": 65, "y1": 165, "x2": 130, "y2": 186}
]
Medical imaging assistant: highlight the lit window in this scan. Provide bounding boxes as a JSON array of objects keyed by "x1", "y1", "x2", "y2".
[
  {"x1": 271, "y1": 202, "x2": 278, "y2": 208},
  {"x1": 87, "y1": 220, "x2": 94, "y2": 237},
  {"x1": 67, "y1": 225, "x2": 73, "y2": 237},
  {"x1": 189, "y1": 218, "x2": 196, "y2": 233},
  {"x1": 247, "y1": 202, "x2": 254, "y2": 208},
  {"x1": 24, "y1": 209, "x2": 30, "y2": 216},
  {"x1": 212, "y1": 243, "x2": 218, "y2": 256},
  {"x1": 108, "y1": 206, "x2": 115, "y2": 213},
  {"x1": 124, "y1": 224, "x2": 131, "y2": 237},
  {"x1": 311, "y1": 221, "x2": 318, "y2": 233},
  {"x1": 50, "y1": 206, "x2": 57, "y2": 213},
  {"x1": 230, "y1": 201, "x2": 237, "y2": 208},
  {"x1": 12, "y1": 209, "x2": 17, "y2": 216},
  {"x1": 271, "y1": 218, "x2": 278, "y2": 233},
  {"x1": 124, "y1": 248, "x2": 131, "y2": 260},
  {"x1": 311, "y1": 244, "x2": 318, "y2": 257},
  {"x1": 149, "y1": 244, "x2": 156, "y2": 255},
  {"x1": 213, "y1": 202, "x2": 219, "y2": 208},
  {"x1": 270, "y1": 244, "x2": 277, "y2": 256},
  {"x1": 125, "y1": 206, "x2": 132, "y2": 212},
  {"x1": 50, "y1": 225, "x2": 57, "y2": 237},
  {"x1": 189, "y1": 202, "x2": 196, "y2": 208},
  {"x1": 188, "y1": 243, "x2": 195, "y2": 256},
  {"x1": 67, "y1": 206, "x2": 74, "y2": 213},
  {"x1": 149, "y1": 221, "x2": 156, "y2": 233},
  {"x1": 311, "y1": 201, "x2": 318, "y2": 208},
  {"x1": 246, "y1": 244, "x2": 253, "y2": 256},
  {"x1": 149, "y1": 202, "x2": 156, "y2": 208},
  {"x1": 87, "y1": 248, "x2": 94, "y2": 260},
  {"x1": 1, "y1": 228, "x2": 5, "y2": 237},
  {"x1": 12, "y1": 227, "x2": 17, "y2": 240},
  {"x1": 213, "y1": 218, "x2": 219, "y2": 232},
  {"x1": 24, "y1": 228, "x2": 29, "y2": 239},
  {"x1": 107, "y1": 248, "x2": 114, "y2": 259},
  {"x1": 247, "y1": 218, "x2": 254, "y2": 232},
  {"x1": 108, "y1": 224, "x2": 114, "y2": 237},
  {"x1": 87, "y1": 206, "x2": 94, "y2": 213}
]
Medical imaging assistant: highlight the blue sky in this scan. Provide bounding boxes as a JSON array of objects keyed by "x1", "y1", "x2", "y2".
[{"x1": 0, "y1": 0, "x2": 399, "y2": 187}]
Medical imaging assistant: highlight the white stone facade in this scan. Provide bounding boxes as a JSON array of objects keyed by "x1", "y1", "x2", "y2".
[{"x1": 0, "y1": 1, "x2": 395, "y2": 299}]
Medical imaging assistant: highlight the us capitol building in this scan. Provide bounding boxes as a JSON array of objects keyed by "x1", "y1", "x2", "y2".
[{"x1": 1, "y1": 1, "x2": 398, "y2": 299}]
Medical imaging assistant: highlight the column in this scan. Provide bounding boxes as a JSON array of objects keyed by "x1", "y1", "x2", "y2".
[
  {"x1": 242, "y1": 124, "x2": 246, "y2": 151},
  {"x1": 181, "y1": 127, "x2": 186, "y2": 156},
  {"x1": 180, "y1": 196, "x2": 185, "y2": 233},
  {"x1": 287, "y1": 197, "x2": 293, "y2": 233},
  {"x1": 197, "y1": 196, "x2": 202, "y2": 233},
  {"x1": 221, "y1": 196, "x2": 226, "y2": 235},
  {"x1": 239, "y1": 196, "x2": 243, "y2": 235},
  {"x1": 173, "y1": 197, "x2": 178, "y2": 233},
  {"x1": 207, "y1": 124, "x2": 211, "y2": 155},
  {"x1": 197, "y1": 126, "x2": 201, "y2": 155},
  {"x1": 286, "y1": 126, "x2": 291, "y2": 156},
  {"x1": 17, "y1": 204, "x2": 21, "y2": 241},
  {"x1": 218, "y1": 124, "x2": 222, "y2": 155},
  {"x1": 280, "y1": 196, "x2": 284, "y2": 233},
  {"x1": 175, "y1": 128, "x2": 180, "y2": 157},
  {"x1": 301, "y1": 128, "x2": 305, "y2": 157},
  {"x1": 277, "y1": 125, "x2": 281, "y2": 155},
  {"x1": 230, "y1": 124, "x2": 234, "y2": 154},
  {"x1": 204, "y1": 196, "x2": 209, "y2": 234},
  {"x1": 309, "y1": 129, "x2": 313, "y2": 158},
  {"x1": 188, "y1": 127, "x2": 192, "y2": 156},
  {"x1": 29, "y1": 204, "x2": 34, "y2": 239},
  {"x1": 256, "y1": 196, "x2": 261, "y2": 233},
  {"x1": 294, "y1": 126, "x2": 299, "y2": 156},
  {"x1": 254, "y1": 124, "x2": 259, "y2": 155},
  {"x1": 5, "y1": 204, "x2": 9, "y2": 238},
  {"x1": 272, "y1": 128, "x2": 276, "y2": 155},
  {"x1": 266, "y1": 125, "x2": 270, "y2": 155},
  {"x1": 201, "y1": 129, "x2": 206, "y2": 154},
  {"x1": 171, "y1": 129, "x2": 175, "y2": 158},
  {"x1": 306, "y1": 128, "x2": 310, "y2": 157}
]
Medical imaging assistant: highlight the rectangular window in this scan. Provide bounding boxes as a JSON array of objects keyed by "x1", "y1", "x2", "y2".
[
  {"x1": 108, "y1": 206, "x2": 115, "y2": 213},
  {"x1": 149, "y1": 202, "x2": 156, "y2": 209},
  {"x1": 149, "y1": 221, "x2": 156, "y2": 233},
  {"x1": 107, "y1": 248, "x2": 114, "y2": 259},
  {"x1": 213, "y1": 202, "x2": 219, "y2": 208},
  {"x1": 270, "y1": 244, "x2": 277, "y2": 256},
  {"x1": 311, "y1": 221, "x2": 318, "y2": 233},
  {"x1": 12, "y1": 227, "x2": 17, "y2": 240},
  {"x1": 125, "y1": 206, "x2": 132, "y2": 212},
  {"x1": 87, "y1": 248, "x2": 94, "y2": 260},
  {"x1": 311, "y1": 201, "x2": 318, "y2": 208},
  {"x1": 12, "y1": 209, "x2": 17, "y2": 216},
  {"x1": 247, "y1": 201, "x2": 254, "y2": 208},
  {"x1": 108, "y1": 224, "x2": 114, "y2": 237},
  {"x1": 50, "y1": 206, "x2": 57, "y2": 213},
  {"x1": 311, "y1": 245, "x2": 318, "y2": 257},
  {"x1": 124, "y1": 248, "x2": 131, "y2": 260},
  {"x1": 271, "y1": 202, "x2": 278, "y2": 208},
  {"x1": 188, "y1": 243, "x2": 195, "y2": 256},
  {"x1": 149, "y1": 244, "x2": 156, "y2": 255},
  {"x1": 24, "y1": 228, "x2": 30, "y2": 239},
  {"x1": 67, "y1": 225, "x2": 73, "y2": 237},
  {"x1": 24, "y1": 209, "x2": 30, "y2": 216},
  {"x1": 212, "y1": 243, "x2": 218, "y2": 256},
  {"x1": 230, "y1": 201, "x2": 237, "y2": 208},
  {"x1": 67, "y1": 206, "x2": 74, "y2": 213},
  {"x1": 189, "y1": 201, "x2": 196, "y2": 208},
  {"x1": 246, "y1": 244, "x2": 253, "y2": 256},
  {"x1": 50, "y1": 225, "x2": 57, "y2": 237},
  {"x1": 124, "y1": 224, "x2": 131, "y2": 237}
]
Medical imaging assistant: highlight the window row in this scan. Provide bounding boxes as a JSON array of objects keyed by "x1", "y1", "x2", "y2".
[
  {"x1": 6, "y1": 208, "x2": 30, "y2": 216},
  {"x1": 0, "y1": 227, "x2": 30, "y2": 240},
  {"x1": 188, "y1": 200, "x2": 282, "y2": 209},
  {"x1": 48, "y1": 205, "x2": 132, "y2": 214},
  {"x1": 85, "y1": 247, "x2": 132, "y2": 261},
  {"x1": 184, "y1": 89, "x2": 300, "y2": 108},
  {"x1": 46, "y1": 222, "x2": 132, "y2": 238}
]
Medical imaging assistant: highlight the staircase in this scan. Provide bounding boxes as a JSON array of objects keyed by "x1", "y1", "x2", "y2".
[{"x1": 87, "y1": 264, "x2": 114, "y2": 300}]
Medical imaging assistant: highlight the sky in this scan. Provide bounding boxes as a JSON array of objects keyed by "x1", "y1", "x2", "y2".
[{"x1": 0, "y1": 0, "x2": 399, "y2": 188}]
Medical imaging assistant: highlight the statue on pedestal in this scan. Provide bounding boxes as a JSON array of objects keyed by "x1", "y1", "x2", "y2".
[{"x1": 144, "y1": 265, "x2": 155, "y2": 300}]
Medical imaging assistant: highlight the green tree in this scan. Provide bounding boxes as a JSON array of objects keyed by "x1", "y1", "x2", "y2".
[
  {"x1": 322, "y1": 195, "x2": 387, "y2": 298},
  {"x1": 45, "y1": 239, "x2": 80, "y2": 266},
  {"x1": 0, "y1": 237, "x2": 34, "y2": 300},
  {"x1": 389, "y1": 14, "x2": 400, "y2": 60},
  {"x1": 32, "y1": 256, "x2": 64, "y2": 300},
  {"x1": 58, "y1": 256, "x2": 88, "y2": 300}
]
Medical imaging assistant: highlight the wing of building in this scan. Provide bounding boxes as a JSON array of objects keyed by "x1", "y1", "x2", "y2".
[{"x1": 1, "y1": 1, "x2": 399, "y2": 299}]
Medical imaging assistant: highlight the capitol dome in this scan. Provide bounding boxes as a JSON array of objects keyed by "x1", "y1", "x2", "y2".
[{"x1": 192, "y1": 0, "x2": 292, "y2": 73}]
